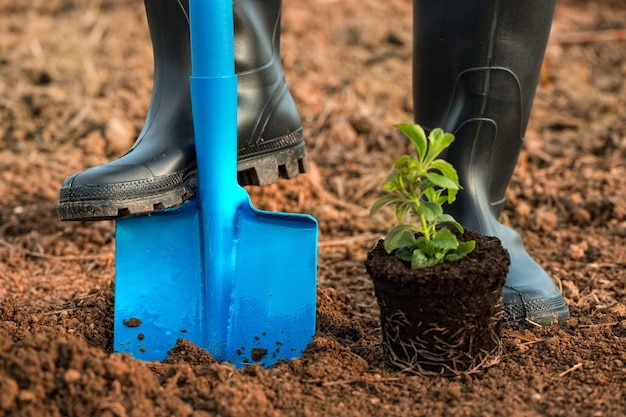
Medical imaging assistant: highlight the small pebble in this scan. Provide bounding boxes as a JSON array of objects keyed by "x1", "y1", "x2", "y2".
[{"x1": 64, "y1": 369, "x2": 82, "y2": 384}]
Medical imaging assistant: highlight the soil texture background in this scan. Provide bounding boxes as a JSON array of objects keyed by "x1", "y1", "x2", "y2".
[{"x1": 1, "y1": 0, "x2": 626, "y2": 416}]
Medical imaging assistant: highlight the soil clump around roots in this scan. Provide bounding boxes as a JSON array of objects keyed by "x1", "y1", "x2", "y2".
[
  {"x1": 366, "y1": 229, "x2": 508, "y2": 377},
  {"x1": 1, "y1": 0, "x2": 626, "y2": 415}
]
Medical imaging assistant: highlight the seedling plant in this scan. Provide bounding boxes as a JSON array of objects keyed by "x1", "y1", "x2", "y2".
[{"x1": 370, "y1": 124, "x2": 475, "y2": 269}]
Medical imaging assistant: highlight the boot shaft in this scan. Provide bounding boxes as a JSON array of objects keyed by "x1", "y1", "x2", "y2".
[
  {"x1": 413, "y1": 0, "x2": 555, "y2": 131},
  {"x1": 234, "y1": 0, "x2": 283, "y2": 72},
  {"x1": 142, "y1": 0, "x2": 301, "y2": 149},
  {"x1": 144, "y1": 0, "x2": 284, "y2": 74},
  {"x1": 413, "y1": 0, "x2": 555, "y2": 223}
]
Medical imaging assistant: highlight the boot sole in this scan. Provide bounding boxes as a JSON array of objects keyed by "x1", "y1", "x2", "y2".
[
  {"x1": 57, "y1": 141, "x2": 307, "y2": 221},
  {"x1": 237, "y1": 140, "x2": 307, "y2": 186},
  {"x1": 502, "y1": 294, "x2": 570, "y2": 330}
]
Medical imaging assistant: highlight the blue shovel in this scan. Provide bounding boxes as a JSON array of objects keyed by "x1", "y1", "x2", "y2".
[{"x1": 113, "y1": 0, "x2": 318, "y2": 367}]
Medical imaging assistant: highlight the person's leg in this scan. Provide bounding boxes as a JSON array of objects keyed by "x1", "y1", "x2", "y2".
[
  {"x1": 58, "y1": 0, "x2": 305, "y2": 221},
  {"x1": 413, "y1": 0, "x2": 569, "y2": 328}
]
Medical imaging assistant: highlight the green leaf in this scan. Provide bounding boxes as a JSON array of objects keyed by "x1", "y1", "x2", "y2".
[
  {"x1": 394, "y1": 154, "x2": 415, "y2": 171},
  {"x1": 445, "y1": 240, "x2": 476, "y2": 261},
  {"x1": 370, "y1": 194, "x2": 404, "y2": 216},
  {"x1": 426, "y1": 173, "x2": 459, "y2": 191},
  {"x1": 438, "y1": 214, "x2": 464, "y2": 233},
  {"x1": 395, "y1": 203, "x2": 411, "y2": 222},
  {"x1": 444, "y1": 253, "x2": 461, "y2": 262},
  {"x1": 430, "y1": 160, "x2": 460, "y2": 186},
  {"x1": 429, "y1": 228, "x2": 460, "y2": 250},
  {"x1": 396, "y1": 123, "x2": 427, "y2": 161},
  {"x1": 382, "y1": 169, "x2": 403, "y2": 191},
  {"x1": 447, "y1": 187, "x2": 458, "y2": 204},
  {"x1": 383, "y1": 224, "x2": 418, "y2": 253},
  {"x1": 411, "y1": 248, "x2": 433, "y2": 269},
  {"x1": 418, "y1": 201, "x2": 443, "y2": 222},
  {"x1": 422, "y1": 187, "x2": 437, "y2": 202},
  {"x1": 458, "y1": 239, "x2": 476, "y2": 254},
  {"x1": 422, "y1": 188, "x2": 449, "y2": 206},
  {"x1": 429, "y1": 160, "x2": 461, "y2": 203},
  {"x1": 425, "y1": 128, "x2": 455, "y2": 164},
  {"x1": 395, "y1": 247, "x2": 414, "y2": 262}
]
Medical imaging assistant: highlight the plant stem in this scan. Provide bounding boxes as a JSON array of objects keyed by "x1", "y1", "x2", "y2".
[{"x1": 419, "y1": 212, "x2": 430, "y2": 241}]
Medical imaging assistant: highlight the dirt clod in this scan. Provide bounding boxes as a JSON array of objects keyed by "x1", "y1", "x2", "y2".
[{"x1": 123, "y1": 318, "x2": 142, "y2": 328}]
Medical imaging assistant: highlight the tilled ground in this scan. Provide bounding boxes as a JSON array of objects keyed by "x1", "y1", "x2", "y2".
[{"x1": 1, "y1": 0, "x2": 625, "y2": 416}]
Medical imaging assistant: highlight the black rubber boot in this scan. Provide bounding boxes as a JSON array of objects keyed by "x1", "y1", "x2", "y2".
[
  {"x1": 413, "y1": 0, "x2": 569, "y2": 329},
  {"x1": 58, "y1": 0, "x2": 305, "y2": 221}
]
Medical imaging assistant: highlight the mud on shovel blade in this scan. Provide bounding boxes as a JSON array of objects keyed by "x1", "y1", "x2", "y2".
[{"x1": 188, "y1": 0, "x2": 318, "y2": 366}]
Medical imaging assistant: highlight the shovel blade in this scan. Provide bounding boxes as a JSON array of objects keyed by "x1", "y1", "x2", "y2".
[
  {"x1": 221, "y1": 202, "x2": 318, "y2": 366},
  {"x1": 113, "y1": 197, "x2": 318, "y2": 367}
]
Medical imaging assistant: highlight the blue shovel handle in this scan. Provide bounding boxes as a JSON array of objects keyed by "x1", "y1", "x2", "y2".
[
  {"x1": 189, "y1": 0, "x2": 240, "y2": 191},
  {"x1": 188, "y1": 0, "x2": 248, "y2": 355},
  {"x1": 189, "y1": 0, "x2": 234, "y2": 77}
]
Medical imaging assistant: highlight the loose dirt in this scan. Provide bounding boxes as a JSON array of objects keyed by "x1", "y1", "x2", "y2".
[{"x1": 1, "y1": 0, "x2": 625, "y2": 416}]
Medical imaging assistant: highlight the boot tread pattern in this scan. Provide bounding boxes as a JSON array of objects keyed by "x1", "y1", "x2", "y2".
[{"x1": 58, "y1": 139, "x2": 307, "y2": 221}]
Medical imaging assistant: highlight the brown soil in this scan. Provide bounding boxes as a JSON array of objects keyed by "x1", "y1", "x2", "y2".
[{"x1": 1, "y1": 0, "x2": 625, "y2": 416}]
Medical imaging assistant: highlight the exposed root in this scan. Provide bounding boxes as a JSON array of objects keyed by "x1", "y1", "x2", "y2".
[{"x1": 381, "y1": 307, "x2": 504, "y2": 377}]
